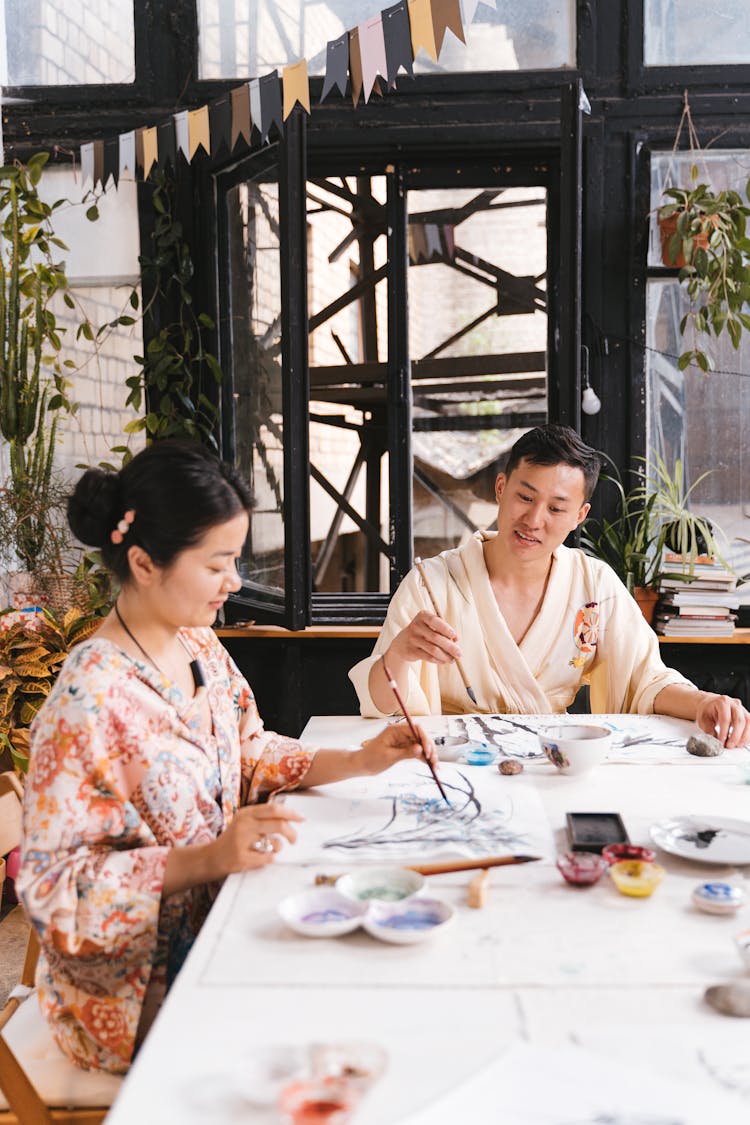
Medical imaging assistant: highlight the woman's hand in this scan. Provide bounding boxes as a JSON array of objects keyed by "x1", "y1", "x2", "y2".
[
  {"x1": 357, "y1": 720, "x2": 439, "y2": 776},
  {"x1": 695, "y1": 692, "x2": 750, "y2": 748}
]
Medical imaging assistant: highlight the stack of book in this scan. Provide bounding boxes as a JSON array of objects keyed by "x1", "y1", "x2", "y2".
[{"x1": 655, "y1": 551, "x2": 739, "y2": 637}]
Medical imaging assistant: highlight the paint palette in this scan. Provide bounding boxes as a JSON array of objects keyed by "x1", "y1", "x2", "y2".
[
  {"x1": 650, "y1": 815, "x2": 750, "y2": 865},
  {"x1": 361, "y1": 897, "x2": 455, "y2": 945},
  {"x1": 278, "y1": 888, "x2": 454, "y2": 944},
  {"x1": 278, "y1": 889, "x2": 368, "y2": 937}
]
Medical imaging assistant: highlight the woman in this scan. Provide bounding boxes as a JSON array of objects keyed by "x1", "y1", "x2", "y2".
[{"x1": 17, "y1": 442, "x2": 436, "y2": 1074}]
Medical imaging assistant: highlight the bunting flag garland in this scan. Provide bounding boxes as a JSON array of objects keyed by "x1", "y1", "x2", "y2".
[
  {"x1": 431, "y1": 0, "x2": 465, "y2": 56},
  {"x1": 349, "y1": 27, "x2": 364, "y2": 108},
  {"x1": 408, "y1": 0, "x2": 438, "y2": 62},
  {"x1": 76, "y1": 0, "x2": 499, "y2": 190},
  {"x1": 81, "y1": 142, "x2": 94, "y2": 188},
  {"x1": 103, "y1": 138, "x2": 119, "y2": 189},
  {"x1": 320, "y1": 32, "x2": 349, "y2": 102},
  {"x1": 188, "y1": 106, "x2": 210, "y2": 159},
  {"x1": 259, "y1": 70, "x2": 284, "y2": 141},
  {"x1": 230, "y1": 84, "x2": 252, "y2": 149},
  {"x1": 282, "y1": 58, "x2": 311, "y2": 119},
  {"x1": 174, "y1": 110, "x2": 190, "y2": 161},
  {"x1": 157, "y1": 120, "x2": 176, "y2": 172},
  {"x1": 249, "y1": 80, "x2": 262, "y2": 141},
  {"x1": 119, "y1": 130, "x2": 136, "y2": 181},
  {"x1": 382, "y1": 1, "x2": 414, "y2": 83},
  {"x1": 142, "y1": 126, "x2": 158, "y2": 179},
  {"x1": 209, "y1": 96, "x2": 232, "y2": 157},
  {"x1": 359, "y1": 16, "x2": 388, "y2": 103}
]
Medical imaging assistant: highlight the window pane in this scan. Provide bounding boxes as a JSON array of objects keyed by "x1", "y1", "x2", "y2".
[
  {"x1": 646, "y1": 280, "x2": 750, "y2": 576},
  {"x1": 225, "y1": 178, "x2": 285, "y2": 597},
  {"x1": 645, "y1": 0, "x2": 750, "y2": 67},
  {"x1": 198, "y1": 0, "x2": 574, "y2": 78},
  {"x1": 4, "y1": 0, "x2": 135, "y2": 85},
  {"x1": 408, "y1": 185, "x2": 548, "y2": 561}
]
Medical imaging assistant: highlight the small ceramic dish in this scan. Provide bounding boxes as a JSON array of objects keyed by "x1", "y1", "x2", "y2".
[
  {"x1": 556, "y1": 851, "x2": 609, "y2": 886},
  {"x1": 278, "y1": 1076, "x2": 354, "y2": 1124},
  {"x1": 362, "y1": 896, "x2": 454, "y2": 945},
  {"x1": 734, "y1": 929, "x2": 750, "y2": 971},
  {"x1": 601, "y1": 843, "x2": 656, "y2": 866},
  {"x1": 434, "y1": 735, "x2": 474, "y2": 762},
  {"x1": 309, "y1": 1042, "x2": 388, "y2": 1092},
  {"x1": 609, "y1": 859, "x2": 665, "y2": 898},
  {"x1": 336, "y1": 866, "x2": 425, "y2": 904},
  {"x1": 538, "y1": 724, "x2": 612, "y2": 776},
  {"x1": 278, "y1": 889, "x2": 369, "y2": 937},
  {"x1": 691, "y1": 881, "x2": 747, "y2": 915},
  {"x1": 462, "y1": 744, "x2": 497, "y2": 766}
]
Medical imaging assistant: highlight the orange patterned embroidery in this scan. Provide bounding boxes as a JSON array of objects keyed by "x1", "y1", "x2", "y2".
[{"x1": 569, "y1": 601, "x2": 599, "y2": 667}]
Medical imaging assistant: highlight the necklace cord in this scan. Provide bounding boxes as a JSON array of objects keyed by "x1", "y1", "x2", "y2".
[{"x1": 114, "y1": 602, "x2": 205, "y2": 691}]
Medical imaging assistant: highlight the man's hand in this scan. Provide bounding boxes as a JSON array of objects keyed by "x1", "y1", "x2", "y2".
[
  {"x1": 695, "y1": 692, "x2": 750, "y2": 748},
  {"x1": 389, "y1": 611, "x2": 462, "y2": 666}
]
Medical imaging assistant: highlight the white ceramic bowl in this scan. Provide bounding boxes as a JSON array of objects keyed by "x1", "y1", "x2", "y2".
[
  {"x1": 278, "y1": 888, "x2": 368, "y2": 937},
  {"x1": 538, "y1": 724, "x2": 612, "y2": 776},
  {"x1": 362, "y1": 896, "x2": 454, "y2": 944},
  {"x1": 336, "y1": 866, "x2": 425, "y2": 904}
]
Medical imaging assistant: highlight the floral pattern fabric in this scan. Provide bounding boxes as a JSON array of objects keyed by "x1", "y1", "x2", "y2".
[{"x1": 17, "y1": 628, "x2": 314, "y2": 1074}]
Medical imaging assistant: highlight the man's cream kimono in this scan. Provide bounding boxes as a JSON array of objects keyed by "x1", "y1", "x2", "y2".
[{"x1": 350, "y1": 532, "x2": 690, "y2": 717}]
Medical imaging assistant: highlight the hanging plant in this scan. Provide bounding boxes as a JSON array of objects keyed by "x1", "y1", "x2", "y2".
[{"x1": 655, "y1": 92, "x2": 750, "y2": 373}]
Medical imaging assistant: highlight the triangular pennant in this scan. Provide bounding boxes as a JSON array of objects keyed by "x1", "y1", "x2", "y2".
[
  {"x1": 231, "y1": 84, "x2": 252, "y2": 149},
  {"x1": 134, "y1": 129, "x2": 145, "y2": 178},
  {"x1": 320, "y1": 33, "x2": 349, "y2": 102},
  {"x1": 424, "y1": 223, "x2": 443, "y2": 260},
  {"x1": 259, "y1": 70, "x2": 284, "y2": 142},
  {"x1": 460, "y1": 0, "x2": 480, "y2": 23},
  {"x1": 408, "y1": 0, "x2": 438, "y2": 62},
  {"x1": 431, "y1": 0, "x2": 465, "y2": 55},
  {"x1": 93, "y1": 141, "x2": 105, "y2": 190},
  {"x1": 188, "y1": 106, "x2": 210, "y2": 159},
  {"x1": 174, "y1": 110, "x2": 190, "y2": 161},
  {"x1": 249, "y1": 80, "x2": 262, "y2": 141},
  {"x1": 441, "y1": 223, "x2": 455, "y2": 259},
  {"x1": 349, "y1": 27, "x2": 364, "y2": 107},
  {"x1": 80, "y1": 142, "x2": 94, "y2": 188},
  {"x1": 103, "y1": 138, "x2": 119, "y2": 189},
  {"x1": 142, "y1": 126, "x2": 158, "y2": 180},
  {"x1": 157, "y1": 120, "x2": 176, "y2": 171},
  {"x1": 210, "y1": 96, "x2": 233, "y2": 157},
  {"x1": 119, "y1": 130, "x2": 136, "y2": 181},
  {"x1": 409, "y1": 222, "x2": 429, "y2": 264},
  {"x1": 359, "y1": 16, "x2": 388, "y2": 103},
  {"x1": 383, "y1": 1, "x2": 414, "y2": 83},
  {"x1": 282, "y1": 58, "x2": 310, "y2": 119}
]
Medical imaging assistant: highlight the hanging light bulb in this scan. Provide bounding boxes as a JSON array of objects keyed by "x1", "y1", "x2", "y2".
[{"x1": 582, "y1": 385, "x2": 601, "y2": 415}]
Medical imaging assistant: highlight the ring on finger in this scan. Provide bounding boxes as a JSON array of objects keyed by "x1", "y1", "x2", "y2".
[{"x1": 252, "y1": 834, "x2": 274, "y2": 854}]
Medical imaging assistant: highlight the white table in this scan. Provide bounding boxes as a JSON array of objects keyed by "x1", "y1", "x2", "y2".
[{"x1": 106, "y1": 715, "x2": 750, "y2": 1124}]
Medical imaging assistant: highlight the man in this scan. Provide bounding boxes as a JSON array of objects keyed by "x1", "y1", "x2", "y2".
[{"x1": 349, "y1": 424, "x2": 750, "y2": 747}]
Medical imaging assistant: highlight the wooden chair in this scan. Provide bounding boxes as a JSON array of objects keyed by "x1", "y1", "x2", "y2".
[{"x1": 0, "y1": 774, "x2": 122, "y2": 1123}]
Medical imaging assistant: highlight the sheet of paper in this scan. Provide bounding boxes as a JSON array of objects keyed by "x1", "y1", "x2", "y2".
[
  {"x1": 280, "y1": 759, "x2": 554, "y2": 866},
  {"x1": 396, "y1": 1041, "x2": 748, "y2": 1125}
]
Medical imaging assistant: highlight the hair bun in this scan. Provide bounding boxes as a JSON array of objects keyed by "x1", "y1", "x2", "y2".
[{"x1": 68, "y1": 468, "x2": 121, "y2": 547}]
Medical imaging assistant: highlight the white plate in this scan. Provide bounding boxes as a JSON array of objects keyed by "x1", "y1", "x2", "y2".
[
  {"x1": 362, "y1": 896, "x2": 455, "y2": 945},
  {"x1": 650, "y1": 816, "x2": 750, "y2": 865},
  {"x1": 278, "y1": 889, "x2": 368, "y2": 937}
]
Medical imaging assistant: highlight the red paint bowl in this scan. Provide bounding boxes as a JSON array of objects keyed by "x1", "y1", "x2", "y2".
[
  {"x1": 601, "y1": 844, "x2": 656, "y2": 867},
  {"x1": 556, "y1": 851, "x2": 609, "y2": 886}
]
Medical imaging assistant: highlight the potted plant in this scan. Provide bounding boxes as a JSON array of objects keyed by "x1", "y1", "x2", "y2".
[{"x1": 581, "y1": 455, "x2": 727, "y2": 624}]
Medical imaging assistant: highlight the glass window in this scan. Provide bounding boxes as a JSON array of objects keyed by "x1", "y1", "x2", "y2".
[
  {"x1": 645, "y1": 0, "x2": 750, "y2": 67},
  {"x1": 4, "y1": 0, "x2": 135, "y2": 85},
  {"x1": 647, "y1": 149, "x2": 750, "y2": 576},
  {"x1": 225, "y1": 176, "x2": 285, "y2": 598},
  {"x1": 198, "y1": 0, "x2": 574, "y2": 79}
]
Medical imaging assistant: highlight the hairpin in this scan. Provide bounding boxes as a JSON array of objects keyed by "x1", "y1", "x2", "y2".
[{"x1": 111, "y1": 509, "x2": 136, "y2": 545}]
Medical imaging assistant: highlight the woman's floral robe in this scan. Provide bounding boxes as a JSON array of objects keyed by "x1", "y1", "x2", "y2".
[{"x1": 17, "y1": 627, "x2": 314, "y2": 1074}]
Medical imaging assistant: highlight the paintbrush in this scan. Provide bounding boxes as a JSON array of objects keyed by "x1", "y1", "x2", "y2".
[
  {"x1": 405, "y1": 855, "x2": 541, "y2": 876},
  {"x1": 381, "y1": 654, "x2": 451, "y2": 807},
  {"x1": 414, "y1": 557, "x2": 478, "y2": 707}
]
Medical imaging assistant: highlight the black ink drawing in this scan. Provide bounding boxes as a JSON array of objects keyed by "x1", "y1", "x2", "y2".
[{"x1": 322, "y1": 771, "x2": 530, "y2": 855}]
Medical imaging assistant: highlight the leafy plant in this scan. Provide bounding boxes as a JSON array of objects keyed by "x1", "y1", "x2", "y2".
[
  {"x1": 92, "y1": 169, "x2": 222, "y2": 450},
  {"x1": 0, "y1": 607, "x2": 100, "y2": 774},
  {"x1": 658, "y1": 176, "x2": 750, "y2": 372},
  {"x1": 581, "y1": 455, "x2": 726, "y2": 592}
]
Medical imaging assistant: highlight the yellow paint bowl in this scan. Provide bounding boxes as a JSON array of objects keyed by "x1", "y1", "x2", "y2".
[{"x1": 609, "y1": 859, "x2": 665, "y2": 898}]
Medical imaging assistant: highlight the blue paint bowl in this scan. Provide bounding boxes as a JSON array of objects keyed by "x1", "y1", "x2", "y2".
[
  {"x1": 362, "y1": 896, "x2": 454, "y2": 944},
  {"x1": 463, "y1": 743, "x2": 497, "y2": 766}
]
